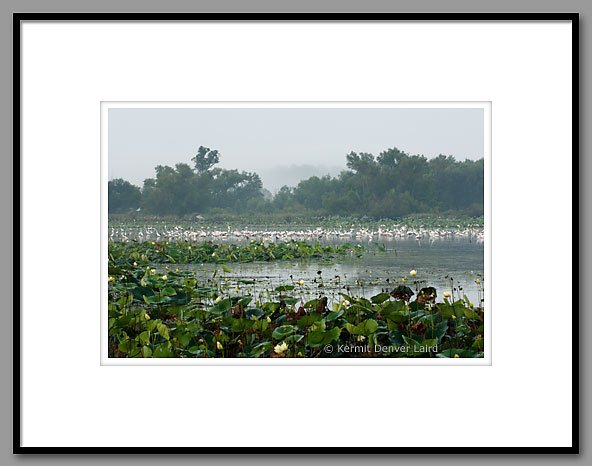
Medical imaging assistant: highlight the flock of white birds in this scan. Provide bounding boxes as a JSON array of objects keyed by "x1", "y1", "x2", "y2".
[{"x1": 109, "y1": 224, "x2": 484, "y2": 244}]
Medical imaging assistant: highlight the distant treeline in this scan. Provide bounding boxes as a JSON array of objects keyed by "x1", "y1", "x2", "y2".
[{"x1": 108, "y1": 146, "x2": 484, "y2": 219}]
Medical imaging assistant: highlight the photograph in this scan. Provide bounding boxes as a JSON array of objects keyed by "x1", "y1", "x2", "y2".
[
  {"x1": 15, "y1": 12, "x2": 577, "y2": 453},
  {"x1": 105, "y1": 103, "x2": 488, "y2": 360}
]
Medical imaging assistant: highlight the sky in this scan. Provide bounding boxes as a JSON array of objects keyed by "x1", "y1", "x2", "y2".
[{"x1": 108, "y1": 107, "x2": 484, "y2": 193}]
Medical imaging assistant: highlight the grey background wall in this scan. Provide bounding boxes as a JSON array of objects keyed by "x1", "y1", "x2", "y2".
[{"x1": 3, "y1": 1, "x2": 589, "y2": 465}]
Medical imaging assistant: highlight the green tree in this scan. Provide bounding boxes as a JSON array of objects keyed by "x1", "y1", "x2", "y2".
[
  {"x1": 108, "y1": 178, "x2": 141, "y2": 213},
  {"x1": 210, "y1": 169, "x2": 263, "y2": 209},
  {"x1": 192, "y1": 146, "x2": 220, "y2": 173},
  {"x1": 132, "y1": 144, "x2": 483, "y2": 220}
]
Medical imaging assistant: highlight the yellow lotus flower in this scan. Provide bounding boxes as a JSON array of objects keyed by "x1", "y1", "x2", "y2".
[
  {"x1": 410, "y1": 270, "x2": 417, "y2": 277},
  {"x1": 216, "y1": 341, "x2": 223, "y2": 350},
  {"x1": 162, "y1": 275, "x2": 167, "y2": 281},
  {"x1": 107, "y1": 276, "x2": 114, "y2": 282},
  {"x1": 454, "y1": 354, "x2": 460, "y2": 358},
  {"x1": 343, "y1": 300, "x2": 350, "y2": 306},
  {"x1": 215, "y1": 296, "x2": 222, "y2": 303},
  {"x1": 452, "y1": 315, "x2": 457, "y2": 319},
  {"x1": 175, "y1": 268, "x2": 179, "y2": 272},
  {"x1": 274, "y1": 342, "x2": 288, "y2": 354},
  {"x1": 299, "y1": 280, "x2": 304, "y2": 286},
  {"x1": 150, "y1": 269, "x2": 156, "y2": 275},
  {"x1": 475, "y1": 279, "x2": 481, "y2": 284},
  {"x1": 443, "y1": 291, "x2": 451, "y2": 298},
  {"x1": 266, "y1": 316, "x2": 271, "y2": 323},
  {"x1": 144, "y1": 313, "x2": 150, "y2": 320},
  {"x1": 235, "y1": 287, "x2": 239, "y2": 293},
  {"x1": 133, "y1": 262, "x2": 138, "y2": 266}
]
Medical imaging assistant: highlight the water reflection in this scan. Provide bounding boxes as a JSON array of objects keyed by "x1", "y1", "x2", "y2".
[{"x1": 161, "y1": 237, "x2": 484, "y2": 305}]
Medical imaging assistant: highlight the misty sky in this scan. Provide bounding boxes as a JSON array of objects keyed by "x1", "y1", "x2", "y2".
[{"x1": 108, "y1": 107, "x2": 484, "y2": 193}]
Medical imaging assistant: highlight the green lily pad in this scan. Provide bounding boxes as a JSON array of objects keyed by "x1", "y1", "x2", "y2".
[
  {"x1": 371, "y1": 292, "x2": 390, "y2": 304},
  {"x1": 308, "y1": 327, "x2": 340, "y2": 347},
  {"x1": 210, "y1": 298, "x2": 231, "y2": 315},
  {"x1": 297, "y1": 313, "x2": 323, "y2": 327},
  {"x1": 272, "y1": 324, "x2": 295, "y2": 339}
]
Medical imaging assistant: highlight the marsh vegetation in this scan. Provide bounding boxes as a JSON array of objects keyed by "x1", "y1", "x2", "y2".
[{"x1": 108, "y1": 145, "x2": 485, "y2": 359}]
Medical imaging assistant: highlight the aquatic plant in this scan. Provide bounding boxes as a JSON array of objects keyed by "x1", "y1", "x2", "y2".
[
  {"x1": 107, "y1": 265, "x2": 484, "y2": 359},
  {"x1": 108, "y1": 240, "x2": 365, "y2": 269}
]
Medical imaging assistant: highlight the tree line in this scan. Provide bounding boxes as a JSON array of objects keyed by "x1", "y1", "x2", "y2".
[{"x1": 108, "y1": 146, "x2": 484, "y2": 219}]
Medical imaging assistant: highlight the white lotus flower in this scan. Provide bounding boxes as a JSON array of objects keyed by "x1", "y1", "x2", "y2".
[{"x1": 274, "y1": 342, "x2": 288, "y2": 354}]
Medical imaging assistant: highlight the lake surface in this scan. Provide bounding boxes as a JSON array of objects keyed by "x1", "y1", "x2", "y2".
[{"x1": 159, "y1": 236, "x2": 484, "y2": 306}]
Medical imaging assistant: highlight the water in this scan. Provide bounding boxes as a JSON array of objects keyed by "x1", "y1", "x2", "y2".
[{"x1": 163, "y1": 237, "x2": 484, "y2": 306}]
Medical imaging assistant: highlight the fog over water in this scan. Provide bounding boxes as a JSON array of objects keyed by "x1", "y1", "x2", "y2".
[{"x1": 108, "y1": 107, "x2": 484, "y2": 193}]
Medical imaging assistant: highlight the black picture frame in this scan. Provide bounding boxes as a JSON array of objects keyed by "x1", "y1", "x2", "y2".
[{"x1": 13, "y1": 12, "x2": 580, "y2": 454}]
